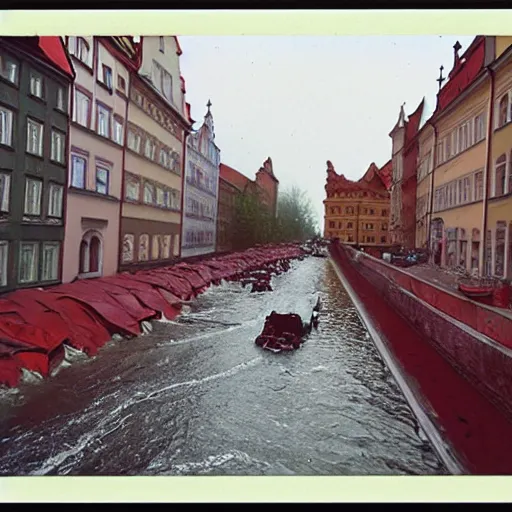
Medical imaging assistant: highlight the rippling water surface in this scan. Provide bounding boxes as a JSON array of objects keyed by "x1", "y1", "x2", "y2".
[{"x1": 0, "y1": 258, "x2": 446, "y2": 475}]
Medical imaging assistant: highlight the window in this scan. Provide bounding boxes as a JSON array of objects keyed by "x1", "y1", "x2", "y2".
[
  {"x1": 74, "y1": 90, "x2": 91, "y2": 127},
  {"x1": 329, "y1": 221, "x2": 335, "y2": 229},
  {"x1": 18, "y1": 242, "x2": 38, "y2": 284},
  {"x1": 494, "y1": 154, "x2": 507, "y2": 197},
  {"x1": 152, "y1": 235, "x2": 160, "y2": 260},
  {"x1": 24, "y1": 178, "x2": 42, "y2": 215},
  {"x1": 347, "y1": 222, "x2": 353, "y2": 229},
  {"x1": 122, "y1": 234, "x2": 134, "y2": 263},
  {"x1": 0, "y1": 241, "x2": 7, "y2": 286},
  {"x1": 95, "y1": 167, "x2": 109, "y2": 195},
  {"x1": 0, "y1": 106, "x2": 13, "y2": 146},
  {"x1": 97, "y1": 104, "x2": 110, "y2": 138},
  {"x1": 381, "y1": 209, "x2": 388, "y2": 216},
  {"x1": 474, "y1": 170, "x2": 484, "y2": 201},
  {"x1": 152, "y1": 60, "x2": 172, "y2": 102},
  {"x1": 26, "y1": 118, "x2": 43, "y2": 156},
  {"x1": 445, "y1": 135, "x2": 451, "y2": 160},
  {"x1": 48, "y1": 183, "x2": 63, "y2": 217},
  {"x1": 0, "y1": 173, "x2": 10, "y2": 212},
  {"x1": 497, "y1": 94, "x2": 509, "y2": 128},
  {"x1": 125, "y1": 175, "x2": 140, "y2": 201},
  {"x1": 79, "y1": 231, "x2": 102, "y2": 275},
  {"x1": 382, "y1": 223, "x2": 388, "y2": 230},
  {"x1": 0, "y1": 53, "x2": 18, "y2": 84},
  {"x1": 474, "y1": 113, "x2": 486, "y2": 142},
  {"x1": 144, "y1": 138, "x2": 156, "y2": 160},
  {"x1": 380, "y1": 236, "x2": 387, "y2": 244},
  {"x1": 71, "y1": 155, "x2": 86, "y2": 189},
  {"x1": 69, "y1": 37, "x2": 92, "y2": 67},
  {"x1": 117, "y1": 75, "x2": 126, "y2": 92},
  {"x1": 29, "y1": 73, "x2": 43, "y2": 98},
  {"x1": 159, "y1": 36, "x2": 165, "y2": 53},
  {"x1": 51, "y1": 130, "x2": 66, "y2": 163},
  {"x1": 463, "y1": 176, "x2": 471, "y2": 203},
  {"x1": 41, "y1": 242, "x2": 60, "y2": 281},
  {"x1": 102, "y1": 65, "x2": 113, "y2": 90},
  {"x1": 364, "y1": 223, "x2": 374, "y2": 230},
  {"x1": 127, "y1": 129, "x2": 141, "y2": 152},
  {"x1": 138, "y1": 234, "x2": 149, "y2": 261},
  {"x1": 57, "y1": 87, "x2": 66, "y2": 111},
  {"x1": 156, "y1": 186, "x2": 165, "y2": 207},
  {"x1": 162, "y1": 72, "x2": 172, "y2": 101},
  {"x1": 159, "y1": 149, "x2": 168, "y2": 168},
  {"x1": 113, "y1": 117, "x2": 123, "y2": 145},
  {"x1": 436, "y1": 141, "x2": 445, "y2": 166},
  {"x1": 143, "y1": 181, "x2": 155, "y2": 204}
]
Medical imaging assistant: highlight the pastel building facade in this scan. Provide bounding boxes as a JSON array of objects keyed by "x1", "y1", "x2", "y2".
[{"x1": 181, "y1": 102, "x2": 220, "y2": 258}]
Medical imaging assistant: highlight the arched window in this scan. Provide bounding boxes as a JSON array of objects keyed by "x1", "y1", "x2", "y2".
[
  {"x1": 89, "y1": 236, "x2": 100, "y2": 273},
  {"x1": 79, "y1": 240, "x2": 88, "y2": 274},
  {"x1": 498, "y1": 94, "x2": 509, "y2": 128},
  {"x1": 78, "y1": 230, "x2": 103, "y2": 277},
  {"x1": 494, "y1": 154, "x2": 507, "y2": 197}
]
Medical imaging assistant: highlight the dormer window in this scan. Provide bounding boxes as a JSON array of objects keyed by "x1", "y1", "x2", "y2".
[{"x1": 159, "y1": 36, "x2": 165, "y2": 53}]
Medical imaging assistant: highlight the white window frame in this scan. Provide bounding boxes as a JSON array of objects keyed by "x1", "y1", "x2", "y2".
[
  {"x1": 113, "y1": 118, "x2": 123, "y2": 145},
  {"x1": 0, "y1": 172, "x2": 10, "y2": 212},
  {"x1": 71, "y1": 154, "x2": 86, "y2": 189},
  {"x1": 41, "y1": 242, "x2": 60, "y2": 281},
  {"x1": 57, "y1": 86, "x2": 67, "y2": 112},
  {"x1": 495, "y1": 91, "x2": 512, "y2": 129},
  {"x1": 125, "y1": 175, "x2": 140, "y2": 201},
  {"x1": 0, "y1": 241, "x2": 8, "y2": 287},
  {"x1": 97, "y1": 104, "x2": 110, "y2": 138},
  {"x1": 494, "y1": 154, "x2": 508, "y2": 197},
  {"x1": 26, "y1": 118, "x2": 44, "y2": 156},
  {"x1": 29, "y1": 73, "x2": 43, "y2": 98},
  {"x1": 51, "y1": 129, "x2": 66, "y2": 163},
  {"x1": 143, "y1": 181, "x2": 155, "y2": 204},
  {"x1": 127, "y1": 129, "x2": 141, "y2": 152},
  {"x1": 48, "y1": 183, "x2": 63, "y2": 217},
  {"x1": 0, "y1": 53, "x2": 18, "y2": 84},
  {"x1": 24, "y1": 178, "x2": 42, "y2": 215},
  {"x1": 474, "y1": 112, "x2": 486, "y2": 143},
  {"x1": 95, "y1": 166, "x2": 109, "y2": 195},
  {"x1": 0, "y1": 106, "x2": 13, "y2": 146},
  {"x1": 144, "y1": 138, "x2": 156, "y2": 160},
  {"x1": 102, "y1": 64, "x2": 113, "y2": 90},
  {"x1": 18, "y1": 242, "x2": 39, "y2": 284},
  {"x1": 74, "y1": 89, "x2": 90, "y2": 128}
]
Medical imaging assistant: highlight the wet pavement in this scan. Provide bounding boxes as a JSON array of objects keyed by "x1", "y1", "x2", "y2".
[{"x1": 0, "y1": 257, "x2": 447, "y2": 475}]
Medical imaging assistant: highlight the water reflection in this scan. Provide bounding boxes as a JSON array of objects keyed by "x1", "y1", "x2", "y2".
[{"x1": 0, "y1": 258, "x2": 446, "y2": 475}]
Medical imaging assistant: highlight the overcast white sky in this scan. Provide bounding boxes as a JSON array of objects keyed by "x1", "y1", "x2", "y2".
[{"x1": 179, "y1": 35, "x2": 475, "y2": 229}]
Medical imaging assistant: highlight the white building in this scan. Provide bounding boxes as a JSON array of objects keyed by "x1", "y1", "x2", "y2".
[{"x1": 181, "y1": 101, "x2": 220, "y2": 258}]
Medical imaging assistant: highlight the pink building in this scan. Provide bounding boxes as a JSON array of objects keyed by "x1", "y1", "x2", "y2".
[{"x1": 62, "y1": 37, "x2": 137, "y2": 282}]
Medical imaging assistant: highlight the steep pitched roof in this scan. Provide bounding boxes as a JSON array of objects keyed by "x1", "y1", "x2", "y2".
[
  {"x1": 219, "y1": 163, "x2": 251, "y2": 192},
  {"x1": 435, "y1": 36, "x2": 486, "y2": 114},
  {"x1": 377, "y1": 159, "x2": 393, "y2": 191},
  {"x1": 37, "y1": 37, "x2": 74, "y2": 78}
]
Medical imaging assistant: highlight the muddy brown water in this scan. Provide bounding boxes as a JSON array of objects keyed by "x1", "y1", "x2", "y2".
[{"x1": 0, "y1": 257, "x2": 446, "y2": 475}]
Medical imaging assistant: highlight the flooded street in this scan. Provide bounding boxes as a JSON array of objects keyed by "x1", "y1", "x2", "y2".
[{"x1": 0, "y1": 257, "x2": 446, "y2": 476}]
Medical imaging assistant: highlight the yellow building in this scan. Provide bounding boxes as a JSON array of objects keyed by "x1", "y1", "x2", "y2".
[
  {"x1": 487, "y1": 39, "x2": 512, "y2": 279},
  {"x1": 417, "y1": 36, "x2": 512, "y2": 279},
  {"x1": 323, "y1": 161, "x2": 391, "y2": 255}
]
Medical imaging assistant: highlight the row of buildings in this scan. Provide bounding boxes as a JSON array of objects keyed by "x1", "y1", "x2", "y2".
[
  {"x1": 324, "y1": 35, "x2": 512, "y2": 280},
  {"x1": 0, "y1": 36, "x2": 279, "y2": 294}
]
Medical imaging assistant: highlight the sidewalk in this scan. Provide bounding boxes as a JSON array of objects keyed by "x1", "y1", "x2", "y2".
[{"x1": 404, "y1": 263, "x2": 512, "y2": 320}]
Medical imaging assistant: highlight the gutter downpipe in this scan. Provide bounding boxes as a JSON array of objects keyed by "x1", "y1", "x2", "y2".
[
  {"x1": 479, "y1": 67, "x2": 495, "y2": 277},
  {"x1": 179, "y1": 130, "x2": 190, "y2": 260},
  {"x1": 427, "y1": 120, "x2": 438, "y2": 260}
]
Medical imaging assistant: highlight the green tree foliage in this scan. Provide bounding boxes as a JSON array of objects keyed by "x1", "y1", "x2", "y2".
[{"x1": 231, "y1": 184, "x2": 319, "y2": 250}]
